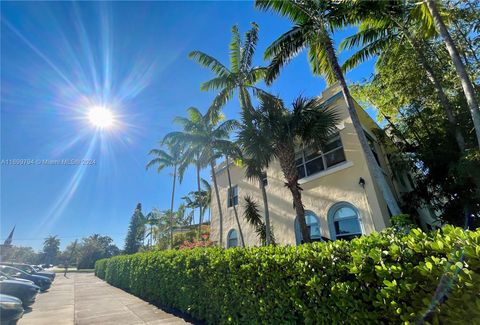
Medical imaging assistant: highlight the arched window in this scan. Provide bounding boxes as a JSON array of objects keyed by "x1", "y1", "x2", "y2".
[
  {"x1": 227, "y1": 229, "x2": 238, "y2": 248},
  {"x1": 295, "y1": 211, "x2": 322, "y2": 244},
  {"x1": 328, "y1": 203, "x2": 362, "y2": 240}
]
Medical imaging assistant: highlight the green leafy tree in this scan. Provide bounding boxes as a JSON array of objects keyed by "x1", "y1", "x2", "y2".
[
  {"x1": 4, "y1": 246, "x2": 41, "y2": 264},
  {"x1": 339, "y1": 0, "x2": 466, "y2": 151},
  {"x1": 255, "y1": 0, "x2": 402, "y2": 215},
  {"x1": 124, "y1": 203, "x2": 145, "y2": 254},
  {"x1": 350, "y1": 44, "x2": 479, "y2": 226},
  {"x1": 164, "y1": 107, "x2": 239, "y2": 246},
  {"x1": 42, "y1": 235, "x2": 60, "y2": 265},
  {"x1": 241, "y1": 94, "x2": 339, "y2": 242},
  {"x1": 77, "y1": 235, "x2": 119, "y2": 269},
  {"x1": 423, "y1": 0, "x2": 480, "y2": 146}
]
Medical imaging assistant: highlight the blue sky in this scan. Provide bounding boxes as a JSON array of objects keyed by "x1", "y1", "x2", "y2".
[{"x1": 1, "y1": 1, "x2": 375, "y2": 250}]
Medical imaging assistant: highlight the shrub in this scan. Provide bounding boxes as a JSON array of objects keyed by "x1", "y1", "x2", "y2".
[{"x1": 95, "y1": 226, "x2": 480, "y2": 324}]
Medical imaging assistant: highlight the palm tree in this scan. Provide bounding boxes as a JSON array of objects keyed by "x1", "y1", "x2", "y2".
[
  {"x1": 144, "y1": 209, "x2": 161, "y2": 248},
  {"x1": 237, "y1": 108, "x2": 273, "y2": 245},
  {"x1": 146, "y1": 141, "x2": 185, "y2": 248},
  {"x1": 189, "y1": 22, "x2": 267, "y2": 112},
  {"x1": 243, "y1": 94, "x2": 339, "y2": 243},
  {"x1": 255, "y1": 0, "x2": 402, "y2": 215},
  {"x1": 339, "y1": 0, "x2": 466, "y2": 151},
  {"x1": 164, "y1": 107, "x2": 239, "y2": 246},
  {"x1": 423, "y1": 0, "x2": 480, "y2": 147}
]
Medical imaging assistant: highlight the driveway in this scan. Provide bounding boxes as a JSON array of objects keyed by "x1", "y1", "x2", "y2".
[{"x1": 19, "y1": 273, "x2": 192, "y2": 325}]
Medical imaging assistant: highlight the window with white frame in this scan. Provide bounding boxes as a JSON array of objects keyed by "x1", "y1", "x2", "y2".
[
  {"x1": 227, "y1": 229, "x2": 238, "y2": 248},
  {"x1": 295, "y1": 134, "x2": 346, "y2": 179},
  {"x1": 329, "y1": 203, "x2": 362, "y2": 240},
  {"x1": 227, "y1": 185, "x2": 238, "y2": 207}
]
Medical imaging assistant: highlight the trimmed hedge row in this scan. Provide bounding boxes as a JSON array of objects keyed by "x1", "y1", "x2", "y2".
[{"x1": 95, "y1": 226, "x2": 480, "y2": 324}]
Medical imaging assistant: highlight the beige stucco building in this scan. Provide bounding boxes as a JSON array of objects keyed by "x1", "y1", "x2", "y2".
[{"x1": 209, "y1": 84, "x2": 436, "y2": 248}]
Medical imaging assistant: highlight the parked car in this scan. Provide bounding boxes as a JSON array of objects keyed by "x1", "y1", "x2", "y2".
[
  {"x1": 0, "y1": 263, "x2": 55, "y2": 281},
  {"x1": 0, "y1": 294, "x2": 23, "y2": 325},
  {"x1": 0, "y1": 266, "x2": 51, "y2": 292},
  {"x1": 0, "y1": 274, "x2": 39, "y2": 307}
]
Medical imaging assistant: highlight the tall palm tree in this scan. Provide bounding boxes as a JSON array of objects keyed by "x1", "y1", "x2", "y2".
[
  {"x1": 255, "y1": 0, "x2": 402, "y2": 215},
  {"x1": 339, "y1": 0, "x2": 466, "y2": 151},
  {"x1": 189, "y1": 22, "x2": 267, "y2": 112},
  {"x1": 242, "y1": 94, "x2": 339, "y2": 243},
  {"x1": 144, "y1": 209, "x2": 160, "y2": 248},
  {"x1": 164, "y1": 107, "x2": 239, "y2": 246},
  {"x1": 423, "y1": 0, "x2": 480, "y2": 147},
  {"x1": 146, "y1": 141, "x2": 185, "y2": 248},
  {"x1": 237, "y1": 108, "x2": 273, "y2": 245}
]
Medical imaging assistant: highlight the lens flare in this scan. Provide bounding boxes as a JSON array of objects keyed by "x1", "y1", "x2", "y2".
[{"x1": 88, "y1": 106, "x2": 114, "y2": 128}]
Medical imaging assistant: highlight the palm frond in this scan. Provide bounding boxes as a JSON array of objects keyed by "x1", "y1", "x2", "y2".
[
  {"x1": 189, "y1": 51, "x2": 230, "y2": 77},
  {"x1": 255, "y1": 0, "x2": 310, "y2": 22},
  {"x1": 264, "y1": 25, "x2": 307, "y2": 84},
  {"x1": 342, "y1": 37, "x2": 393, "y2": 72},
  {"x1": 209, "y1": 86, "x2": 235, "y2": 113},
  {"x1": 200, "y1": 75, "x2": 234, "y2": 92},
  {"x1": 240, "y1": 22, "x2": 259, "y2": 72},
  {"x1": 230, "y1": 25, "x2": 241, "y2": 74},
  {"x1": 308, "y1": 32, "x2": 337, "y2": 85},
  {"x1": 243, "y1": 196, "x2": 263, "y2": 227}
]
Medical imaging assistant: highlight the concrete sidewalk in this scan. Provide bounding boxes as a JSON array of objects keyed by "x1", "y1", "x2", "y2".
[{"x1": 19, "y1": 273, "x2": 192, "y2": 325}]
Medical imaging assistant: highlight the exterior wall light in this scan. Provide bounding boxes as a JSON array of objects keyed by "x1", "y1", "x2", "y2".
[{"x1": 359, "y1": 177, "x2": 366, "y2": 189}]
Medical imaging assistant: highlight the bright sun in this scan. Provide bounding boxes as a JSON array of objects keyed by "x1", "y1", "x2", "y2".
[{"x1": 88, "y1": 106, "x2": 114, "y2": 128}]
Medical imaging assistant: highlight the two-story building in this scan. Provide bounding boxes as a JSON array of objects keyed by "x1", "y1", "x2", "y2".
[{"x1": 209, "y1": 84, "x2": 437, "y2": 247}]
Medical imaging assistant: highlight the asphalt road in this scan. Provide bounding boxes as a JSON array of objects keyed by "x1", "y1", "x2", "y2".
[{"x1": 19, "y1": 273, "x2": 192, "y2": 325}]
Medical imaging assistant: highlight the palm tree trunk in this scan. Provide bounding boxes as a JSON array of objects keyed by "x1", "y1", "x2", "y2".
[
  {"x1": 259, "y1": 177, "x2": 271, "y2": 246},
  {"x1": 225, "y1": 155, "x2": 245, "y2": 247},
  {"x1": 424, "y1": 0, "x2": 480, "y2": 147},
  {"x1": 210, "y1": 161, "x2": 224, "y2": 246},
  {"x1": 196, "y1": 163, "x2": 202, "y2": 239},
  {"x1": 324, "y1": 36, "x2": 402, "y2": 216},
  {"x1": 277, "y1": 144, "x2": 311, "y2": 243},
  {"x1": 169, "y1": 164, "x2": 177, "y2": 249}
]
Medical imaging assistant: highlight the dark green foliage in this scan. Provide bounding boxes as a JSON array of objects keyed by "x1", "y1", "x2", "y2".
[
  {"x1": 42, "y1": 235, "x2": 60, "y2": 265},
  {"x1": 124, "y1": 203, "x2": 146, "y2": 254},
  {"x1": 96, "y1": 226, "x2": 480, "y2": 324},
  {"x1": 76, "y1": 235, "x2": 120, "y2": 269}
]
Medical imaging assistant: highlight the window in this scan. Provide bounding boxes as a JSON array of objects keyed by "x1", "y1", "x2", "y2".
[
  {"x1": 296, "y1": 134, "x2": 346, "y2": 180},
  {"x1": 227, "y1": 229, "x2": 238, "y2": 248},
  {"x1": 261, "y1": 172, "x2": 268, "y2": 187},
  {"x1": 295, "y1": 211, "x2": 322, "y2": 244},
  {"x1": 227, "y1": 185, "x2": 238, "y2": 207},
  {"x1": 329, "y1": 203, "x2": 362, "y2": 240}
]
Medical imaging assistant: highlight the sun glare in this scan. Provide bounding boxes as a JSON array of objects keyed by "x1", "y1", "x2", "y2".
[{"x1": 88, "y1": 106, "x2": 114, "y2": 129}]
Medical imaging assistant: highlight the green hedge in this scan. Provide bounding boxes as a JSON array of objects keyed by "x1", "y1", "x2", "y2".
[{"x1": 95, "y1": 226, "x2": 480, "y2": 324}]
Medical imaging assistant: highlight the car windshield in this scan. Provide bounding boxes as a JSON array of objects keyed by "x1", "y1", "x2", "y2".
[
  {"x1": 1, "y1": 266, "x2": 26, "y2": 277},
  {"x1": 15, "y1": 265, "x2": 32, "y2": 274}
]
